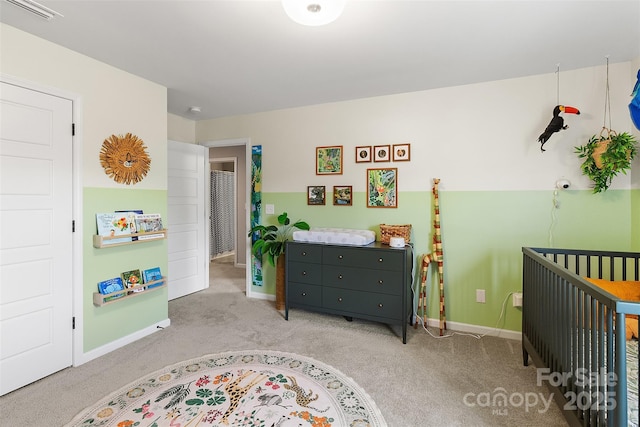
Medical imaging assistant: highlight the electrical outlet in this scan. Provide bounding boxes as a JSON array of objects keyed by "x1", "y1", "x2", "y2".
[
  {"x1": 265, "y1": 204, "x2": 275, "y2": 214},
  {"x1": 476, "y1": 289, "x2": 486, "y2": 303},
  {"x1": 513, "y1": 292, "x2": 523, "y2": 307}
]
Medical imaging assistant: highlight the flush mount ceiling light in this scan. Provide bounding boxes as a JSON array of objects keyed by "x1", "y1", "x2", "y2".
[
  {"x1": 282, "y1": 0, "x2": 345, "y2": 26},
  {"x1": 3, "y1": 0, "x2": 63, "y2": 20},
  {"x1": 189, "y1": 106, "x2": 201, "y2": 113}
]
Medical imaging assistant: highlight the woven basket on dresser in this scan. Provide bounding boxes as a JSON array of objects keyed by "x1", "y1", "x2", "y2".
[{"x1": 379, "y1": 224, "x2": 411, "y2": 244}]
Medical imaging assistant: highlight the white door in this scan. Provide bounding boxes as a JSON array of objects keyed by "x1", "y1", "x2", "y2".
[
  {"x1": 0, "y1": 81, "x2": 73, "y2": 395},
  {"x1": 167, "y1": 141, "x2": 209, "y2": 300}
]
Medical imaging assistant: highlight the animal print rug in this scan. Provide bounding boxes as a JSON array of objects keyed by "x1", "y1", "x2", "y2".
[{"x1": 66, "y1": 350, "x2": 386, "y2": 427}]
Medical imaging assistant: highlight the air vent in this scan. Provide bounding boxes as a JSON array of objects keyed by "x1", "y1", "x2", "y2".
[{"x1": 3, "y1": 0, "x2": 63, "y2": 20}]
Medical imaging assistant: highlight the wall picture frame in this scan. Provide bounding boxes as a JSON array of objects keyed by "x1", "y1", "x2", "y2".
[
  {"x1": 355, "y1": 146, "x2": 371, "y2": 163},
  {"x1": 392, "y1": 143, "x2": 411, "y2": 161},
  {"x1": 307, "y1": 185, "x2": 326, "y2": 205},
  {"x1": 367, "y1": 168, "x2": 397, "y2": 208},
  {"x1": 316, "y1": 145, "x2": 343, "y2": 175},
  {"x1": 333, "y1": 185, "x2": 352, "y2": 206},
  {"x1": 373, "y1": 145, "x2": 390, "y2": 162}
]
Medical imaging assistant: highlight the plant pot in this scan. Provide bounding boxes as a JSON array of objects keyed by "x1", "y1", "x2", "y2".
[
  {"x1": 591, "y1": 138, "x2": 611, "y2": 169},
  {"x1": 275, "y1": 256, "x2": 286, "y2": 310}
]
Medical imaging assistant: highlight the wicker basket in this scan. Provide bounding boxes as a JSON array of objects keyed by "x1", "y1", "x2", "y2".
[{"x1": 379, "y1": 224, "x2": 411, "y2": 244}]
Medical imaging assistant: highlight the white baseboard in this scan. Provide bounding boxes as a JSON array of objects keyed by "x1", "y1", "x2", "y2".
[
  {"x1": 74, "y1": 318, "x2": 171, "y2": 366},
  {"x1": 247, "y1": 289, "x2": 275, "y2": 301},
  {"x1": 420, "y1": 317, "x2": 521, "y2": 340}
]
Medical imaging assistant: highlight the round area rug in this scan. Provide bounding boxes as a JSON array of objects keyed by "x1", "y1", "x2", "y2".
[{"x1": 66, "y1": 350, "x2": 386, "y2": 427}]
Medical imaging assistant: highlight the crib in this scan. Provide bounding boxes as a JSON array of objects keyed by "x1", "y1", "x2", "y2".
[{"x1": 522, "y1": 247, "x2": 640, "y2": 426}]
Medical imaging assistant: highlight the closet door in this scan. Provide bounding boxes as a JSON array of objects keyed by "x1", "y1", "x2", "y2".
[{"x1": 167, "y1": 141, "x2": 209, "y2": 300}]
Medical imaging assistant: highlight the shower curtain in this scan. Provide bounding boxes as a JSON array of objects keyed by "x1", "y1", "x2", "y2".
[{"x1": 210, "y1": 170, "x2": 235, "y2": 258}]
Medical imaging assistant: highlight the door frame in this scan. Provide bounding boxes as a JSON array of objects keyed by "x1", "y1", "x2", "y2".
[
  {"x1": 209, "y1": 156, "x2": 238, "y2": 264},
  {"x1": 1, "y1": 73, "x2": 85, "y2": 367},
  {"x1": 199, "y1": 138, "x2": 256, "y2": 299}
]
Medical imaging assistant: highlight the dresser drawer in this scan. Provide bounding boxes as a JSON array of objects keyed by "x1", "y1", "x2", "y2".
[
  {"x1": 288, "y1": 282, "x2": 322, "y2": 308},
  {"x1": 323, "y1": 287, "x2": 402, "y2": 320},
  {"x1": 323, "y1": 246, "x2": 403, "y2": 271},
  {"x1": 322, "y1": 265, "x2": 402, "y2": 295},
  {"x1": 287, "y1": 261, "x2": 322, "y2": 285},
  {"x1": 287, "y1": 243, "x2": 323, "y2": 263}
]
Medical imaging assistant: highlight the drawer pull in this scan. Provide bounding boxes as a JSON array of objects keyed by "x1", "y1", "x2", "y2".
[
  {"x1": 338, "y1": 255, "x2": 343, "y2": 260},
  {"x1": 378, "y1": 303, "x2": 384, "y2": 308},
  {"x1": 302, "y1": 251, "x2": 307, "y2": 256},
  {"x1": 301, "y1": 292, "x2": 307, "y2": 297},
  {"x1": 338, "y1": 297, "x2": 343, "y2": 302},
  {"x1": 378, "y1": 280, "x2": 383, "y2": 285},
  {"x1": 338, "y1": 274, "x2": 343, "y2": 279},
  {"x1": 301, "y1": 271, "x2": 307, "y2": 276},
  {"x1": 378, "y1": 258, "x2": 383, "y2": 263}
]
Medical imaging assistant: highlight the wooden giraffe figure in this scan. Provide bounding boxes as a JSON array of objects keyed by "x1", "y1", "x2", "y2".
[
  {"x1": 414, "y1": 253, "x2": 431, "y2": 328},
  {"x1": 220, "y1": 370, "x2": 269, "y2": 425},
  {"x1": 433, "y1": 178, "x2": 446, "y2": 335}
]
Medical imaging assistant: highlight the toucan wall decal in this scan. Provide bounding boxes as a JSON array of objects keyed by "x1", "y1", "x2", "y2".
[{"x1": 537, "y1": 105, "x2": 581, "y2": 152}]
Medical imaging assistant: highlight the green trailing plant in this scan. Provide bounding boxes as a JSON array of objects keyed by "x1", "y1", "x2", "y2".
[
  {"x1": 248, "y1": 212, "x2": 309, "y2": 267},
  {"x1": 575, "y1": 130, "x2": 638, "y2": 193}
]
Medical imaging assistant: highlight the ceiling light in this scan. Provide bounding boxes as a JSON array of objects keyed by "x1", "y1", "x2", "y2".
[
  {"x1": 189, "y1": 106, "x2": 201, "y2": 113},
  {"x1": 3, "y1": 0, "x2": 63, "y2": 20},
  {"x1": 282, "y1": 0, "x2": 345, "y2": 26}
]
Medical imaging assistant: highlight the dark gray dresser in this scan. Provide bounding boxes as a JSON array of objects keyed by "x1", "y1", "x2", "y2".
[{"x1": 285, "y1": 241, "x2": 413, "y2": 343}]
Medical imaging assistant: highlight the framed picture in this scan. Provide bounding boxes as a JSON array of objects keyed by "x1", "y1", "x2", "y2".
[
  {"x1": 367, "y1": 168, "x2": 397, "y2": 208},
  {"x1": 355, "y1": 146, "x2": 371, "y2": 163},
  {"x1": 333, "y1": 185, "x2": 352, "y2": 206},
  {"x1": 316, "y1": 145, "x2": 343, "y2": 175},
  {"x1": 307, "y1": 186, "x2": 326, "y2": 205},
  {"x1": 373, "y1": 145, "x2": 390, "y2": 162},
  {"x1": 392, "y1": 143, "x2": 411, "y2": 161}
]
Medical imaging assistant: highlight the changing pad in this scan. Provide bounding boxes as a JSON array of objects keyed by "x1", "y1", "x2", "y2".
[{"x1": 292, "y1": 227, "x2": 375, "y2": 246}]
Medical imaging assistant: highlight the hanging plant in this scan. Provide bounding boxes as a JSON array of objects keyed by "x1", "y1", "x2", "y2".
[
  {"x1": 575, "y1": 128, "x2": 637, "y2": 193},
  {"x1": 575, "y1": 57, "x2": 639, "y2": 193}
]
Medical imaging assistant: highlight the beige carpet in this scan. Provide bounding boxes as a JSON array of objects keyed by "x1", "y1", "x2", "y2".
[{"x1": 0, "y1": 254, "x2": 568, "y2": 426}]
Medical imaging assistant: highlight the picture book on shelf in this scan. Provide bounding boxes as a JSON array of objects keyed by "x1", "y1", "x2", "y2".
[
  {"x1": 142, "y1": 267, "x2": 163, "y2": 289},
  {"x1": 97, "y1": 277, "x2": 125, "y2": 301},
  {"x1": 135, "y1": 213, "x2": 163, "y2": 233},
  {"x1": 96, "y1": 213, "x2": 135, "y2": 244},
  {"x1": 115, "y1": 210, "x2": 144, "y2": 234},
  {"x1": 121, "y1": 269, "x2": 143, "y2": 292}
]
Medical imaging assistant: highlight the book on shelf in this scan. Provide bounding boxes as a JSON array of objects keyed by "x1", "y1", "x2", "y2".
[
  {"x1": 142, "y1": 267, "x2": 163, "y2": 289},
  {"x1": 115, "y1": 210, "x2": 144, "y2": 236},
  {"x1": 122, "y1": 269, "x2": 144, "y2": 293},
  {"x1": 97, "y1": 277, "x2": 125, "y2": 301},
  {"x1": 135, "y1": 213, "x2": 164, "y2": 233},
  {"x1": 96, "y1": 213, "x2": 136, "y2": 244}
]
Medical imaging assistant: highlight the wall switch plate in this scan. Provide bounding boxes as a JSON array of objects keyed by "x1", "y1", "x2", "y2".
[
  {"x1": 513, "y1": 292, "x2": 523, "y2": 307},
  {"x1": 265, "y1": 204, "x2": 275, "y2": 214},
  {"x1": 476, "y1": 289, "x2": 486, "y2": 303}
]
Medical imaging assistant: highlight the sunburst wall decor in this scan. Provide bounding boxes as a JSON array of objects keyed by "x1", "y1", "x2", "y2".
[{"x1": 99, "y1": 133, "x2": 151, "y2": 185}]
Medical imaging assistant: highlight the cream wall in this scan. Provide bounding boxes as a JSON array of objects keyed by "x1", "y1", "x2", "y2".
[
  {"x1": 168, "y1": 113, "x2": 196, "y2": 144},
  {"x1": 197, "y1": 62, "x2": 639, "y2": 194}
]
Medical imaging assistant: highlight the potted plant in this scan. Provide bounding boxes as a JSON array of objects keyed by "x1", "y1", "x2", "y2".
[
  {"x1": 575, "y1": 129, "x2": 638, "y2": 193},
  {"x1": 248, "y1": 212, "x2": 309, "y2": 310}
]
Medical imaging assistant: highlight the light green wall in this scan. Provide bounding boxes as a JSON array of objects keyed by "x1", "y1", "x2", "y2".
[
  {"x1": 83, "y1": 188, "x2": 168, "y2": 351},
  {"x1": 257, "y1": 189, "x2": 632, "y2": 331}
]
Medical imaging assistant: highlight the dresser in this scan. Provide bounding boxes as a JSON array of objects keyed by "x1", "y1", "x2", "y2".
[{"x1": 285, "y1": 241, "x2": 413, "y2": 343}]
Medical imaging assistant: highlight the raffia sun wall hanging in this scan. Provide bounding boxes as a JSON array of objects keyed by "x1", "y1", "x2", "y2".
[{"x1": 99, "y1": 133, "x2": 151, "y2": 185}]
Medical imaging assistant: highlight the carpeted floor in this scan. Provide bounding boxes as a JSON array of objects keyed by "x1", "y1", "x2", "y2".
[{"x1": 0, "y1": 254, "x2": 568, "y2": 426}]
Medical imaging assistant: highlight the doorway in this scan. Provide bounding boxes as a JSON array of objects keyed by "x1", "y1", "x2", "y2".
[
  {"x1": 200, "y1": 138, "x2": 253, "y2": 298},
  {"x1": 210, "y1": 157, "x2": 236, "y2": 261}
]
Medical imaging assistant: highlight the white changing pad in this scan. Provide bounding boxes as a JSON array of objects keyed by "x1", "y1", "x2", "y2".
[{"x1": 292, "y1": 227, "x2": 375, "y2": 246}]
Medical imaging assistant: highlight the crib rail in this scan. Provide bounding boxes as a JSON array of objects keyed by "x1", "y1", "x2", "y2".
[{"x1": 522, "y1": 247, "x2": 640, "y2": 427}]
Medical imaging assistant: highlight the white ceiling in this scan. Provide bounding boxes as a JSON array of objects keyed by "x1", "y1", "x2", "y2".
[{"x1": 1, "y1": 0, "x2": 639, "y2": 121}]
